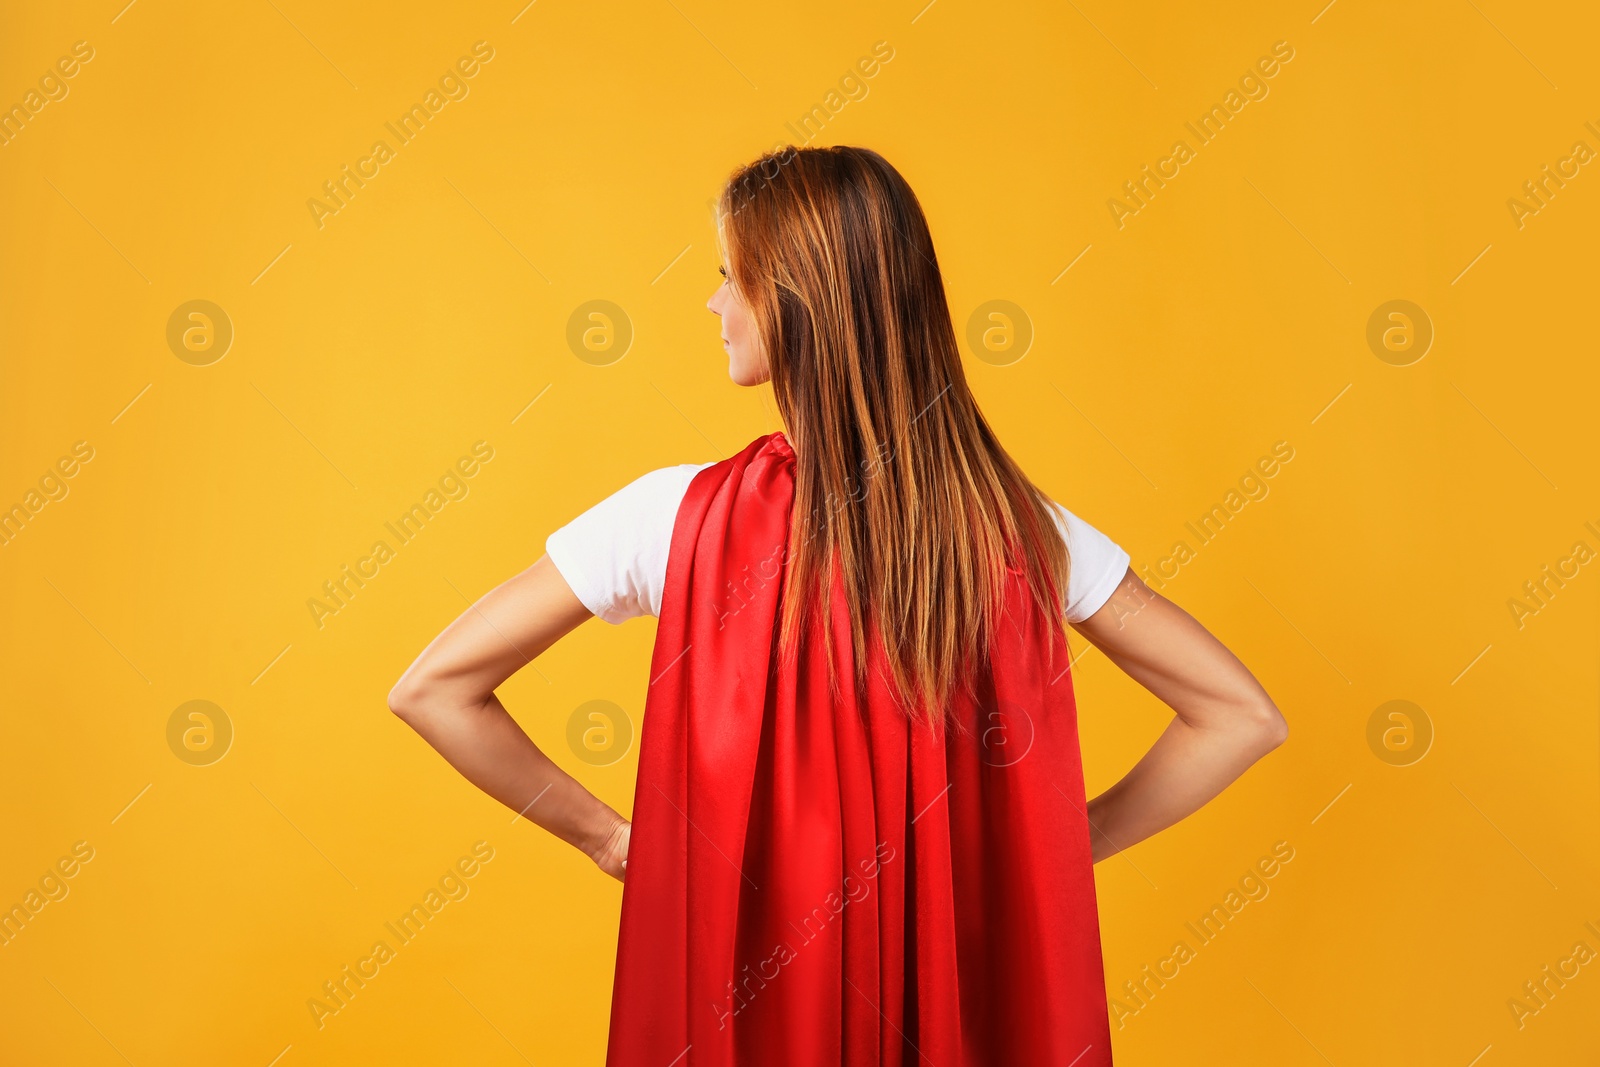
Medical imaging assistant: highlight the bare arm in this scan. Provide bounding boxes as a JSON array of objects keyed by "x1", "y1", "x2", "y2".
[
  {"x1": 388, "y1": 555, "x2": 631, "y2": 880},
  {"x1": 1070, "y1": 567, "x2": 1288, "y2": 863}
]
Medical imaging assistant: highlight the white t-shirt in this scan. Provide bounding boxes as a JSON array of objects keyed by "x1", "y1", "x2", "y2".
[{"x1": 545, "y1": 463, "x2": 1131, "y2": 626}]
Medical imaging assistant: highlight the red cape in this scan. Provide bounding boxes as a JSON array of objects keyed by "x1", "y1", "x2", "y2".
[{"x1": 607, "y1": 431, "x2": 1112, "y2": 1066}]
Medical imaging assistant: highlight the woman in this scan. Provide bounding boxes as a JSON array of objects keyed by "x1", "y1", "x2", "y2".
[{"x1": 390, "y1": 145, "x2": 1287, "y2": 1066}]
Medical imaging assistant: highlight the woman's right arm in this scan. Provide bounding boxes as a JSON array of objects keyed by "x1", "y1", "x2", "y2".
[
  {"x1": 1069, "y1": 567, "x2": 1289, "y2": 863},
  {"x1": 387, "y1": 555, "x2": 632, "y2": 880}
]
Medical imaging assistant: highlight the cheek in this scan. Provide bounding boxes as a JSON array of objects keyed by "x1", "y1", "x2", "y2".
[
  {"x1": 726, "y1": 303, "x2": 749, "y2": 341},
  {"x1": 741, "y1": 306, "x2": 760, "y2": 344}
]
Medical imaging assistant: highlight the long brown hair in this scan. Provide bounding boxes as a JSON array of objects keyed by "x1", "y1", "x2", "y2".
[{"x1": 716, "y1": 145, "x2": 1070, "y2": 721}]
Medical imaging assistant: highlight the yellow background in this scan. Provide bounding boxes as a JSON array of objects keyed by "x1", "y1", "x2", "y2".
[{"x1": 2, "y1": 0, "x2": 1596, "y2": 1063}]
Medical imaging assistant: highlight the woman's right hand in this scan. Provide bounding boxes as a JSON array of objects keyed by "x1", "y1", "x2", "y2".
[{"x1": 589, "y1": 817, "x2": 631, "y2": 882}]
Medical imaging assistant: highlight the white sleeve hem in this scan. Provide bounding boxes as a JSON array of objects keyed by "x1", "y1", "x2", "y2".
[
  {"x1": 1052, "y1": 501, "x2": 1132, "y2": 624},
  {"x1": 545, "y1": 530, "x2": 624, "y2": 625},
  {"x1": 1067, "y1": 549, "x2": 1130, "y2": 624},
  {"x1": 541, "y1": 462, "x2": 713, "y2": 625}
]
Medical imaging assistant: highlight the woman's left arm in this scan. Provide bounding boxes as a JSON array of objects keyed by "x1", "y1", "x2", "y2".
[
  {"x1": 1069, "y1": 567, "x2": 1289, "y2": 863},
  {"x1": 388, "y1": 555, "x2": 631, "y2": 880}
]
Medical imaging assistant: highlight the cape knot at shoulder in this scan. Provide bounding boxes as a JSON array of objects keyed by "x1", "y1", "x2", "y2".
[{"x1": 764, "y1": 430, "x2": 793, "y2": 460}]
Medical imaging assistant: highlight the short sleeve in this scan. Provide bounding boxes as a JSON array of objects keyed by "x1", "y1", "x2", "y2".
[
  {"x1": 544, "y1": 463, "x2": 712, "y2": 624},
  {"x1": 1051, "y1": 502, "x2": 1131, "y2": 624}
]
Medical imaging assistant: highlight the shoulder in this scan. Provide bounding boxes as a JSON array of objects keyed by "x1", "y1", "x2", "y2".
[{"x1": 544, "y1": 461, "x2": 716, "y2": 624}]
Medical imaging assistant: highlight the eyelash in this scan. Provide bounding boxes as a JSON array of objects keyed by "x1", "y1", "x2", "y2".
[{"x1": 718, "y1": 265, "x2": 728, "y2": 278}]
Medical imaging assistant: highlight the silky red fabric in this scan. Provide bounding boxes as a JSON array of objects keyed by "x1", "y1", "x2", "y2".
[{"x1": 606, "y1": 431, "x2": 1113, "y2": 1066}]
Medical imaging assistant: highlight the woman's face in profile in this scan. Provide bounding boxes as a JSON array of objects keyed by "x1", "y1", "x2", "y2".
[{"x1": 708, "y1": 269, "x2": 769, "y2": 387}]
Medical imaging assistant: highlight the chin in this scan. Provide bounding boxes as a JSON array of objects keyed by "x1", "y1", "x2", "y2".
[{"x1": 728, "y1": 357, "x2": 768, "y2": 387}]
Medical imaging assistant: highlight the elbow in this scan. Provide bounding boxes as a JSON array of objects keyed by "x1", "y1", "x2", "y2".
[
  {"x1": 1251, "y1": 703, "x2": 1289, "y2": 752},
  {"x1": 388, "y1": 667, "x2": 484, "y2": 727},
  {"x1": 387, "y1": 671, "x2": 431, "y2": 725}
]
